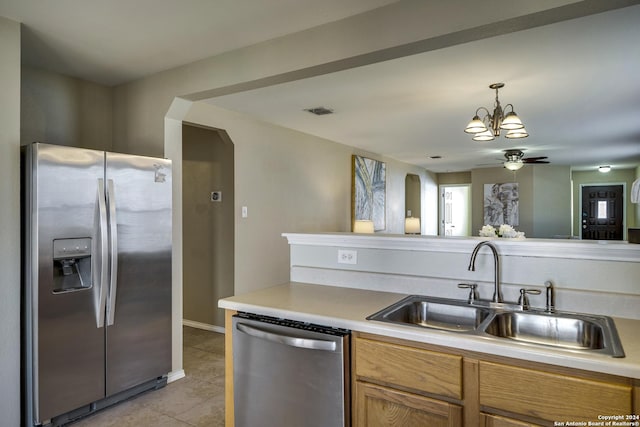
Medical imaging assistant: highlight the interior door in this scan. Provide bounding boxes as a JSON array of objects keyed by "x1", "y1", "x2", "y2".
[
  {"x1": 105, "y1": 153, "x2": 172, "y2": 395},
  {"x1": 581, "y1": 185, "x2": 624, "y2": 240},
  {"x1": 440, "y1": 185, "x2": 471, "y2": 237}
]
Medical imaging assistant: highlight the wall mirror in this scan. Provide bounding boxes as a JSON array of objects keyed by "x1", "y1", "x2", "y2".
[{"x1": 203, "y1": 5, "x2": 640, "y2": 241}]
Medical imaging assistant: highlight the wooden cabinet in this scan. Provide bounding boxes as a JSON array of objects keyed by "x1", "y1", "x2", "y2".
[
  {"x1": 479, "y1": 361, "x2": 632, "y2": 422},
  {"x1": 355, "y1": 381, "x2": 462, "y2": 427},
  {"x1": 480, "y1": 413, "x2": 542, "y2": 427},
  {"x1": 353, "y1": 332, "x2": 636, "y2": 427},
  {"x1": 355, "y1": 336, "x2": 462, "y2": 399},
  {"x1": 353, "y1": 334, "x2": 463, "y2": 426}
]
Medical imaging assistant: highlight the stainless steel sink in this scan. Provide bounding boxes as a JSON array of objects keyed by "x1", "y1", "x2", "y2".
[
  {"x1": 367, "y1": 295, "x2": 625, "y2": 357},
  {"x1": 483, "y1": 311, "x2": 625, "y2": 357},
  {"x1": 367, "y1": 296, "x2": 491, "y2": 332}
]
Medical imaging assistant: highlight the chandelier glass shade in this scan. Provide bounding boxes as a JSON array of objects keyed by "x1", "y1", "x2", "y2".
[{"x1": 464, "y1": 83, "x2": 528, "y2": 141}]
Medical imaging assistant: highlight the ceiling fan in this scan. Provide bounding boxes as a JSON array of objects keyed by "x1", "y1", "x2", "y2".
[{"x1": 502, "y1": 149, "x2": 549, "y2": 170}]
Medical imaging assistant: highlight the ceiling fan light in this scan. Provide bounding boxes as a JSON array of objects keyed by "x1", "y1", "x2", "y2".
[
  {"x1": 464, "y1": 116, "x2": 487, "y2": 134},
  {"x1": 472, "y1": 129, "x2": 495, "y2": 141},
  {"x1": 500, "y1": 112, "x2": 524, "y2": 130},
  {"x1": 505, "y1": 127, "x2": 529, "y2": 139},
  {"x1": 504, "y1": 160, "x2": 524, "y2": 171}
]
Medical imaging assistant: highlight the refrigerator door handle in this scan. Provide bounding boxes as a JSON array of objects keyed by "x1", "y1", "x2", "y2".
[
  {"x1": 236, "y1": 322, "x2": 338, "y2": 352},
  {"x1": 106, "y1": 179, "x2": 119, "y2": 326},
  {"x1": 96, "y1": 179, "x2": 109, "y2": 328}
]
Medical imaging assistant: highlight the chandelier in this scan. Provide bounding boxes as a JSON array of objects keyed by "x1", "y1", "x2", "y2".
[{"x1": 464, "y1": 83, "x2": 528, "y2": 141}]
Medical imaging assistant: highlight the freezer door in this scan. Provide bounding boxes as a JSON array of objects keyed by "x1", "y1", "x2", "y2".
[
  {"x1": 105, "y1": 153, "x2": 172, "y2": 395},
  {"x1": 26, "y1": 143, "x2": 107, "y2": 423}
]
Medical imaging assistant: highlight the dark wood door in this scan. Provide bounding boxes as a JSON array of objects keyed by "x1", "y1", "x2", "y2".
[{"x1": 581, "y1": 185, "x2": 624, "y2": 240}]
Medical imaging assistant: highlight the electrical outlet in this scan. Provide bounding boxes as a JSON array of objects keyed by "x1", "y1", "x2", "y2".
[{"x1": 338, "y1": 249, "x2": 357, "y2": 265}]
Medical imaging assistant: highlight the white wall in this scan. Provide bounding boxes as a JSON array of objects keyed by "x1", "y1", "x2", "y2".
[{"x1": 0, "y1": 15, "x2": 21, "y2": 427}]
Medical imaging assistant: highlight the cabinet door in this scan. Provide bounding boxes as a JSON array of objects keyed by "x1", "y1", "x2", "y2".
[
  {"x1": 355, "y1": 381, "x2": 462, "y2": 427},
  {"x1": 481, "y1": 413, "x2": 543, "y2": 427}
]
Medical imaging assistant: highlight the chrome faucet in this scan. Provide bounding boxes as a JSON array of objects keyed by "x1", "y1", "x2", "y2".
[
  {"x1": 545, "y1": 280, "x2": 555, "y2": 312},
  {"x1": 468, "y1": 241, "x2": 502, "y2": 303}
]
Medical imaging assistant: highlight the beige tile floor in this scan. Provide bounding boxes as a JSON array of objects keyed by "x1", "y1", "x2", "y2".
[{"x1": 72, "y1": 326, "x2": 226, "y2": 426}]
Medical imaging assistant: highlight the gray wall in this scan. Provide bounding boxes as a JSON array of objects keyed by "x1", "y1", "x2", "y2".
[
  {"x1": 21, "y1": 66, "x2": 113, "y2": 150},
  {"x1": 182, "y1": 124, "x2": 234, "y2": 328},
  {"x1": 0, "y1": 15, "x2": 21, "y2": 427},
  {"x1": 470, "y1": 165, "x2": 572, "y2": 238},
  {"x1": 532, "y1": 165, "x2": 572, "y2": 238}
]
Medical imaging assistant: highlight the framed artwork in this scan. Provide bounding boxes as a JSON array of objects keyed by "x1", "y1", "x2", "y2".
[
  {"x1": 352, "y1": 155, "x2": 386, "y2": 231},
  {"x1": 484, "y1": 183, "x2": 519, "y2": 226}
]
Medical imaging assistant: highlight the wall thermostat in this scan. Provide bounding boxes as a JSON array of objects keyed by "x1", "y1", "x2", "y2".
[{"x1": 211, "y1": 191, "x2": 222, "y2": 202}]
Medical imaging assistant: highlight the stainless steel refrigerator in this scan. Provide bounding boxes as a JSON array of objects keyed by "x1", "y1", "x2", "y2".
[{"x1": 21, "y1": 142, "x2": 172, "y2": 426}]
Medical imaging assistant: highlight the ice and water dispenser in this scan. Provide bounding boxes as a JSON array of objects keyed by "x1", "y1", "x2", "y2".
[{"x1": 52, "y1": 238, "x2": 92, "y2": 293}]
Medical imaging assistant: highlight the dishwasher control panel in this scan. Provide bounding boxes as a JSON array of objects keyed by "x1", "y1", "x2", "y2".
[{"x1": 235, "y1": 311, "x2": 350, "y2": 336}]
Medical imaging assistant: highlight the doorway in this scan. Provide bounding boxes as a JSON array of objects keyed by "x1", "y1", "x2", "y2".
[
  {"x1": 440, "y1": 184, "x2": 471, "y2": 237},
  {"x1": 405, "y1": 174, "x2": 421, "y2": 232},
  {"x1": 581, "y1": 184, "x2": 624, "y2": 240},
  {"x1": 182, "y1": 123, "x2": 235, "y2": 330}
]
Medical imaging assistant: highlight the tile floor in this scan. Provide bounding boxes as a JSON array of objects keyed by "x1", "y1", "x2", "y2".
[{"x1": 72, "y1": 326, "x2": 226, "y2": 426}]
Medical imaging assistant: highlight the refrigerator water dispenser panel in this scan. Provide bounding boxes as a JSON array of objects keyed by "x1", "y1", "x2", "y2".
[{"x1": 52, "y1": 238, "x2": 92, "y2": 293}]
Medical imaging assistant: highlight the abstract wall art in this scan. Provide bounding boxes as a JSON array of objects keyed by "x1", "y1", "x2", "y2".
[
  {"x1": 352, "y1": 155, "x2": 386, "y2": 231},
  {"x1": 484, "y1": 182, "x2": 519, "y2": 226}
]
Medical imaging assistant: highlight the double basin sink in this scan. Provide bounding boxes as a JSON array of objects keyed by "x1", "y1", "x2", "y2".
[{"x1": 367, "y1": 295, "x2": 625, "y2": 357}]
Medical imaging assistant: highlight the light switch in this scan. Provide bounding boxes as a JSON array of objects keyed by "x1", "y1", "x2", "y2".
[{"x1": 241, "y1": 206, "x2": 248, "y2": 218}]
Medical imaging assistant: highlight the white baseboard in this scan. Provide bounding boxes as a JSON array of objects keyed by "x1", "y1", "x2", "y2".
[
  {"x1": 183, "y1": 319, "x2": 225, "y2": 334},
  {"x1": 167, "y1": 369, "x2": 185, "y2": 383}
]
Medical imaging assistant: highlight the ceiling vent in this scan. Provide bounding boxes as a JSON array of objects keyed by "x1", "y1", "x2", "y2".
[{"x1": 304, "y1": 107, "x2": 334, "y2": 116}]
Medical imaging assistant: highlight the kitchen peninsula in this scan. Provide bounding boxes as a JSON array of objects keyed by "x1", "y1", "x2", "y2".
[{"x1": 220, "y1": 234, "x2": 640, "y2": 426}]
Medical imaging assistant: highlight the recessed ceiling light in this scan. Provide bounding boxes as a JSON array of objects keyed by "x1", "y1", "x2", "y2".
[
  {"x1": 598, "y1": 165, "x2": 611, "y2": 173},
  {"x1": 304, "y1": 107, "x2": 334, "y2": 115}
]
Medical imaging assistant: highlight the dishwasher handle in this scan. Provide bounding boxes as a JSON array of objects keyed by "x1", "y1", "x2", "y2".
[{"x1": 236, "y1": 322, "x2": 338, "y2": 352}]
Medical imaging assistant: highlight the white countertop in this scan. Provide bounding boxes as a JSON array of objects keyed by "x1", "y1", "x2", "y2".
[{"x1": 219, "y1": 282, "x2": 640, "y2": 379}]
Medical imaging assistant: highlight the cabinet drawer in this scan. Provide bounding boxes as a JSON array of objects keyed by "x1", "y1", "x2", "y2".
[
  {"x1": 481, "y1": 413, "x2": 542, "y2": 427},
  {"x1": 355, "y1": 336, "x2": 462, "y2": 399},
  {"x1": 479, "y1": 361, "x2": 632, "y2": 422}
]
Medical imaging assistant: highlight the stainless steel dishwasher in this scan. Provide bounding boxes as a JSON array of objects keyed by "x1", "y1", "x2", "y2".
[{"x1": 232, "y1": 312, "x2": 350, "y2": 427}]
